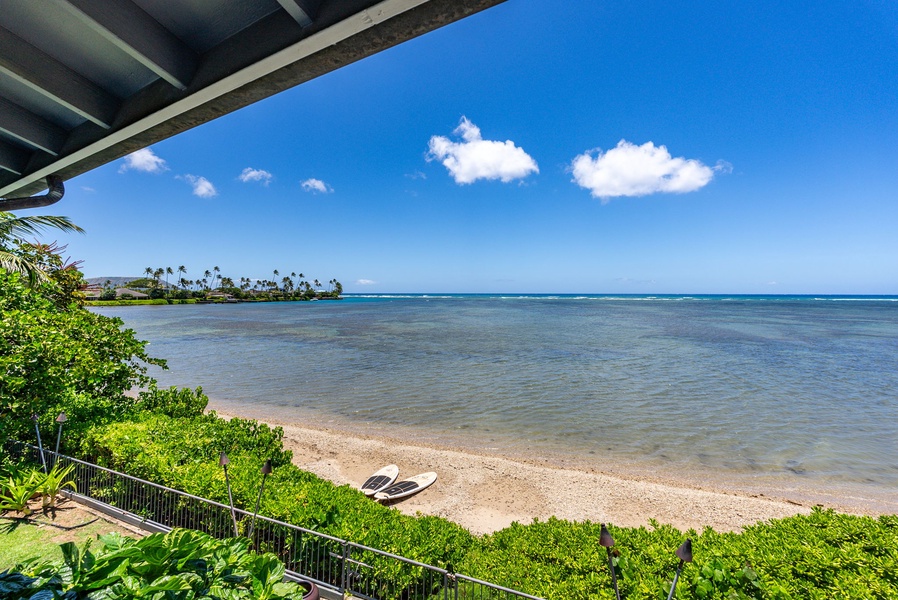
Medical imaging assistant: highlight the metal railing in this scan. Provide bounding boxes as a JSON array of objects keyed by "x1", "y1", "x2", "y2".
[{"x1": 7, "y1": 441, "x2": 543, "y2": 600}]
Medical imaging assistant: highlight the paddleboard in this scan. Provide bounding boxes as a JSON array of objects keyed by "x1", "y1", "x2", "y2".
[
  {"x1": 360, "y1": 464, "x2": 399, "y2": 496},
  {"x1": 374, "y1": 472, "x2": 437, "y2": 502}
]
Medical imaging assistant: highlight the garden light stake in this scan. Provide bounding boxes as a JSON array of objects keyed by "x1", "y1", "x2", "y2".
[
  {"x1": 32, "y1": 413, "x2": 46, "y2": 472},
  {"x1": 599, "y1": 523, "x2": 621, "y2": 600},
  {"x1": 54, "y1": 412, "x2": 67, "y2": 467},
  {"x1": 248, "y1": 459, "x2": 272, "y2": 539},
  {"x1": 219, "y1": 452, "x2": 239, "y2": 536},
  {"x1": 667, "y1": 538, "x2": 693, "y2": 600}
]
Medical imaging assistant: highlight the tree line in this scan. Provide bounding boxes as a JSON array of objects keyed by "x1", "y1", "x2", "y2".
[{"x1": 102, "y1": 265, "x2": 343, "y2": 301}]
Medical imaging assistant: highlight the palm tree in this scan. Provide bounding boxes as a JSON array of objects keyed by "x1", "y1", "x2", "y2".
[
  {"x1": 0, "y1": 212, "x2": 84, "y2": 287},
  {"x1": 177, "y1": 265, "x2": 187, "y2": 288},
  {"x1": 212, "y1": 266, "x2": 220, "y2": 290},
  {"x1": 165, "y1": 266, "x2": 173, "y2": 290},
  {"x1": 144, "y1": 266, "x2": 153, "y2": 282}
]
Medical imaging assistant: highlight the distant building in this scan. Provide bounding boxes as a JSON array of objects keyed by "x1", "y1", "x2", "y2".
[{"x1": 113, "y1": 288, "x2": 149, "y2": 299}]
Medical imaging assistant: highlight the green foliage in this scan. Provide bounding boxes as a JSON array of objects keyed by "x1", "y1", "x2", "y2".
[
  {"x1": 81, "y1": 413, "x2": 293, "y2": 479},
  {"x1": 0, "y1": 468, "x2": 42, "y2": 516},
  {"x1": 457, "y1": 511, "x2": 898, "y2": 599},
  {"x1": 0, "y1": 463, "x2": 77, "y2": 514},
  {"x1": 0, "y1": 270, "x2": 165, "y2": 447},
  {"x1": 137, "y1": 383, "x2": 209, "y2": 418},
  {"x1": 1, "y1": 528, "x2": 314, "y2": 599},
  {"x1": 0, "y1": 212, "x2": 83, "y2": 288},
  {"x1": 35, "y1": 463, "x2": 76, "y2": 507}
]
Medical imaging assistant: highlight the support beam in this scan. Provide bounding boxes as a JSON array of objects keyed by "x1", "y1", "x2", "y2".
[
  {"x1": 0, "y1": 26, "x2": 119, "y2": 128},
  {"x1": 0, "y1": 138, "x2": 30, "y2": 175},
  {"x1": 0, "y1": 0, "x2": 508, "y2": 199},
  {"x1": 276, "y1": 0, "x2": 322, "y2": 27},
  {"x1": 51, "y1": 0, "x2": 198, "y2": 91},
  {"x1": 0, "y1": 97, "x2": 67, "y2": 155}
]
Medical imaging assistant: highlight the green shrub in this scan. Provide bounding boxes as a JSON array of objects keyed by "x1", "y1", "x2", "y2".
[
  {"x1": 136, "y1": 383, "x2": 209, "y2": 418},
  {"x1": 458, "y1": 511, "x2": 898, "y2": 599},
  {"x1": 0, "y1": 271, "x2": 164, "y2": 447}
]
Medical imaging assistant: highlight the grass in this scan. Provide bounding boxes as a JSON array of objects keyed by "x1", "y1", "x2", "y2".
[{"x1": 0, "y1": 500, "x2": 140, "y2": 569}]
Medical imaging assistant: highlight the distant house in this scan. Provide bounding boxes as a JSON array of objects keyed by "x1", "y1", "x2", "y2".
[
  {"x1": 82, "y1": 284, "x2": 103, "y2": 300},
  {"x1": 208, "y1": 291, "x2": 237, "y2": 302},
  {"x1": 114, "y1": 288, "x2": 148, "y2": 299}
]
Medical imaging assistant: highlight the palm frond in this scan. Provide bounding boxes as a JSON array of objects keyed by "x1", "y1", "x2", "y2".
[
  {"x1": 0, "y1": 213, "x2": 85, "y2": 241},
  {"x1": 0, "y1": 249, "x2": 46, "y2": 287}
]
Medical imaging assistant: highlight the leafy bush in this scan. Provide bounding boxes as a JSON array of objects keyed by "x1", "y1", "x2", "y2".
[
  {"x1": 1, "y1": 528, "x2": 316, "y2": 599},
  {"x1": 81, "y1": 412, "x2": 293, "y2": 477},
  {"x1": 136, "y1": 383, "x2": 209, "y2": 418},
  {"x1": 0, "y1": 271, "x2": 165, "y2": 447},
  {"x1": 458, "y1": 511, "x2": 898, "y2": 599}
]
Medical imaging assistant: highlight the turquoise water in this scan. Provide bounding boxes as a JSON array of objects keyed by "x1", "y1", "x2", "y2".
[{"x1": 93, "y1": 295, "x2": 898, "y2": 502}]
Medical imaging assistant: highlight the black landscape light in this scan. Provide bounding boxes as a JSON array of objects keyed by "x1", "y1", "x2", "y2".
[
  {"x1": 219, "y1": 452, "x2": 239, "y2": 536},
  {"x1": 54, "y1": 412, "x2": 67, "y2": 466},
  {"x1": 667, "y1": 538, "x2": 693, "y2": 600},
  {"x1": 599, "y1": 524, "x2": 621, "y2": 600},
  {"x1": 32, "y1": 413, "x2": 46, "y2": 472},
  {"x1": 248, "y1": 459, "x2": 273, "y2": 539}
]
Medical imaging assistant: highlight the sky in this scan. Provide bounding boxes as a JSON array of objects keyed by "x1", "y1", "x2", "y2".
[{"x1": 22, "y1": 0, "x2": 898, "y2": 294}]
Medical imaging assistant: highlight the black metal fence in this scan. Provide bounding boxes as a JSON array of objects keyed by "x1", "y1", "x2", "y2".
[{"x1": 6, "y1": 441, "x2": 543, "y2": 600}]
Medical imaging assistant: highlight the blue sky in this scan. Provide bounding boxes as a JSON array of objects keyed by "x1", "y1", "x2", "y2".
[{"x1": 25, "y1": 0, "x2": 898, "y2": 293}]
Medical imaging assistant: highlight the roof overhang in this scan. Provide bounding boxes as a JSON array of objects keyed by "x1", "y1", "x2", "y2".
[{"x1": 0, "y1": 0, "x2": 505, "y2": 206}]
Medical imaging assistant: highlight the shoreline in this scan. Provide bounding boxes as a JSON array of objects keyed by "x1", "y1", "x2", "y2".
[{"x1": 213, "y1": 406, "x2": 896, "y2": 535}]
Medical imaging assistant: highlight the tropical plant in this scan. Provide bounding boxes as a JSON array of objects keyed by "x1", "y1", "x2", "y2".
[
  {"x1": 0, "y1": 212, "x2": 83, "y2": 287},
  {"x1": 0, "y1": 468, "x2": 42, "y2": 516},
  {"x1": 36, "y1": 463, "x2": 76, "y2": 507}
]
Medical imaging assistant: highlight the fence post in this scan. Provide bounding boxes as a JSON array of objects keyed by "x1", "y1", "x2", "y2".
[{"x1": 341, "y1": 541, "x2": 351, "y2": 593}]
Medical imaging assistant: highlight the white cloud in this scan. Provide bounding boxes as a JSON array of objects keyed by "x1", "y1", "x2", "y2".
[
  {"x1": 427, "y1": 117, "x2": 538, "y2": 184},
  {"x1": 81, "y1": 186, "x2": 95, "y2": 193},
  {"x1": 405, "y1": 170, "x2": 427, "y2": 180},
  {"x1": 571, "y1": 140, "x2": 725, "y2": 201},
  {"x1": 238, "y1": 167, "x2": 273, "y2": 185},
  {"x1": 301, "y1": 178, "x2": 333, "y2": 194},
  {"x1": 119, "y1": 148, "x2": 168, "y2": 174},
  {"x1": 356, "y1": 279, "x2": 377, "y2": 285},
  {"x1": 178, "y1": 174, "x2": 217, "y2": 198}
]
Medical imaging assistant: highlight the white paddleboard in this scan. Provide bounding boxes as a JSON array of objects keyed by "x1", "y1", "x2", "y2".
[
  {"x1": 360, "y1": 464, "x2": 399, "y2": 496},
  {"x1": 374, "y1": 472, "x2": 437, "y2": 502}
]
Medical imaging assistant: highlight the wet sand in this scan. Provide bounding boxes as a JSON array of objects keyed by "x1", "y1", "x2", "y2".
[{"x1": 215, "y1": 408, "x2": 895, "y2": 535}]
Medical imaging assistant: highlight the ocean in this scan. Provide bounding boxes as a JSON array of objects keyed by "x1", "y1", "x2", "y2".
[{"x1": 92, "y1": 294, "x2": 898, "y2": 505}]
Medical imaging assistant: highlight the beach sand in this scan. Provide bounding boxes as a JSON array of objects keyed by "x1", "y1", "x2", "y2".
[{"x1": 207, "y1": 409, "x2": 898, "y2": 535}]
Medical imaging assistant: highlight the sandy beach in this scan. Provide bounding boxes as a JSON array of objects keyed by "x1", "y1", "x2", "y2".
[{"x1": 215, "y1": 409, "x2": 895, "y2": 535}]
